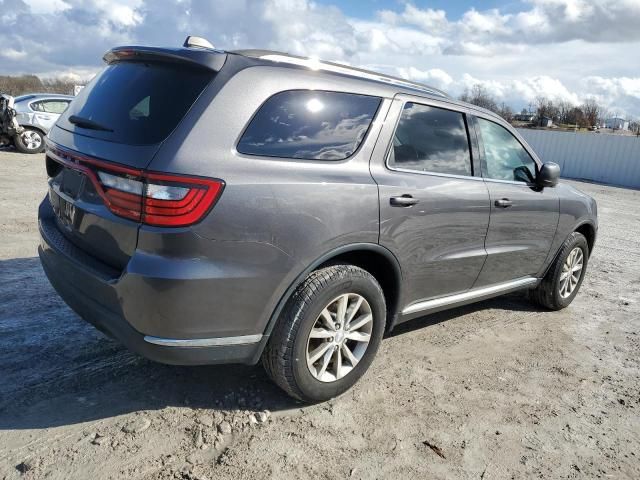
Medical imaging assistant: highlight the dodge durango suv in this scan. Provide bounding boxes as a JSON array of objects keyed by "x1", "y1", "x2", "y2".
[{"x1": 38, "y1": 37, "x2": 598, "y2": 402}]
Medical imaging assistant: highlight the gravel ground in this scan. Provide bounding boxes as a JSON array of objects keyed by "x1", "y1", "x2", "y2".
[{"x1": 0, "y1": 148, "x2": 638, "y2": 480}]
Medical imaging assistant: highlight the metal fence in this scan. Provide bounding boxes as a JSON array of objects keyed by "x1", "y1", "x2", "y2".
[{"x1": 517, "y1": 129, "x2": 640, "y2": 189}]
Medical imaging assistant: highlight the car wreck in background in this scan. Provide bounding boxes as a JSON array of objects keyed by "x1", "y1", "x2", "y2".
[{"x1": 0, "y1": 93, "x2": 72, "y2": 153}]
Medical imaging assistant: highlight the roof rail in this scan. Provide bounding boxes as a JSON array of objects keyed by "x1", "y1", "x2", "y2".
[{"x1": 234, "y1": 51, "x2": 448, "y2": 98}]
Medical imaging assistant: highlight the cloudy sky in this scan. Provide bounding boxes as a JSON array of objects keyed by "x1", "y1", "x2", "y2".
[{"x1": 1, "y1": 0, "x2": 639, "y2": 117}]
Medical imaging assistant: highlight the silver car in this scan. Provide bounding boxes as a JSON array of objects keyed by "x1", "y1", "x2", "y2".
[{"x1": 12, "y1": 94, "x2": 73, "y2": 153}]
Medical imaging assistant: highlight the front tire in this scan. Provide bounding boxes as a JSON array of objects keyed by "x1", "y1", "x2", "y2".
[
  {"x1": 14, "y1": 128, "x2": 45, "y2": 154},
  {"x1": 262, "y1": 265, "x2": 386, "y2": 403},
  {"x1": 529, "y1": 232, "x2": 589, "y2": 310}
]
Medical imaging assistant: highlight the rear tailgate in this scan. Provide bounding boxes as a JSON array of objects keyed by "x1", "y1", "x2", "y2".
[{"x1": 44, "y1": 50, "x2": 224, "y2": 270}]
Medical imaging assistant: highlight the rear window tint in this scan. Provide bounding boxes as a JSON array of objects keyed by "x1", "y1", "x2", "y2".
[
  {"x1": 61, "y1": 62, "x2": 213, "y2": 145},
  {"x1": 389, "y1": 103, "x2": 472, "y2": 176},
  {"x1": 237, "y1": 90, "x2": 381, "y2": 160}
]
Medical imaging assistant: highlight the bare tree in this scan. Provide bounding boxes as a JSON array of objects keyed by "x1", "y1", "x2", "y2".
[
  {"x1": 534, "y1": 96, "x2": 560, "y2": 123},
  {"x1": 581, "y1": 98, "x2": 603, "y2": 128},
  {"x1": 497, "y1": 103, "x2": 514, "y2": 122},
  {"x1": 556, "y1": 99, "x2": 576, "y2": 125},
  {"x1": 0, "y1": 74, "x2": 76, "y2": 96},
  {"x1": 460, "y1": 84, "x2": 499, "y2": 113},
  {"x1": 41, "y1": 77, "x2": 76, "y2": 95}
]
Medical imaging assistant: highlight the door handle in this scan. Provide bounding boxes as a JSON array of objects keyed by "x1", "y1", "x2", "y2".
[
  {"x1": 494, "y1": 198, "x2": 513, "y2": 208},
  {"x1": 390, "y1": 195, "x2": 419, "y2": 207}
]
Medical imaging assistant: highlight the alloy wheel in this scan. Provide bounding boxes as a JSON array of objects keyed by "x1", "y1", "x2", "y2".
[
  {"x1": 559, "y1": 246, "x2": 584, "y2": 298},
  {"x1": 20, "y1": 130, "x2": 42, "y2": 151},
  {"x1": 306, "y1": 293, "x2": 373, "y2": 383}
]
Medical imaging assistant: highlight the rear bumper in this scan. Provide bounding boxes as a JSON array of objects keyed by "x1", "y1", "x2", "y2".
[
  {"x1": 38, "y1": 199, "x2": 268, "y2": 366},
  {"x1": 39, "y1": 254, "x2": 262, "y2": 365}
]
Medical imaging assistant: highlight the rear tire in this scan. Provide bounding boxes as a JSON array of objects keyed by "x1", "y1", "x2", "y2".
[
  {"x1": 529, "y1": 232, "x2": 589, "y2": 310},
  {"x1": 262, "y1": 265, "x2": 386, "y2": 403},
  {"x1": 14, "y1": 128, "x2": 45, "y2": 154}
]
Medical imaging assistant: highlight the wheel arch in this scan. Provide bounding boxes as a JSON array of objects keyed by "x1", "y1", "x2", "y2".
[
  {"x1": 574, "y1": 221, "x2": 596, "y2": 257},
  {"x1": 316, "y1": 247, "x2": 403, "y2": 331},
  {"x1": 542, "y1": 220, "x2": 596, "y2": 279},
  {"x1": 17, "y1": 123, "x2": 47, "y2": 136},
  {"x1": 252, "y1": 243, "x2": 403, "y2": 363}
]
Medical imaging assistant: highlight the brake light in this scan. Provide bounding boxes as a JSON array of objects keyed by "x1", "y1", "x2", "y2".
[
  {"x1": 47, "y1": 145, "x2": 224, "y2": 227},
  {"x1": 141, "y1": 172, "x2": 223, "y2": 226}
]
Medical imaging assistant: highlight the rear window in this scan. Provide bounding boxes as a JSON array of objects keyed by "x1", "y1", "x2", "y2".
[
  {"x1": 389, "y1": 103, "x2": 472, "y2": 176},
  {"x1": 61, "y1": 62, "x2": 213, "y2": 145},
  {"x1": 237, "y1": 90, "x2": 381, "y2": 160}
]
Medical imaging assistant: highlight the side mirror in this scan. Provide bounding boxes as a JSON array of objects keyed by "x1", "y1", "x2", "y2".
[{"x1": 537, "y1": 162, "x2": 560, "y2": 188}]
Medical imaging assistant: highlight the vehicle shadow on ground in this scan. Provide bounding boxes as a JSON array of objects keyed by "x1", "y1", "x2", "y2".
[
  {"x1": 0, "y1": 257, "x2": 301, "y2": 431},
  {"x1": 0, "y1": 256, "x2": 543, "y2": 431}
]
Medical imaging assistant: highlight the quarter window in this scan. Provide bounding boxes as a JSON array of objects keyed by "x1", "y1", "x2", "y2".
[
  {"x1": 237, "y1": 90, "x2": 381, "y2": 160},
  {"x1": 42, "y1": 101, "x2": 70, "y2": 114},
  {"x1": 388, "y1": 103, "x2": 472, "y2": 176},
  {"x1": 31, "y1": 100, "x2": 70, "y2": 114},
  {"x1": 477, "y1": 118, "x2": 537, "y2": 183}
]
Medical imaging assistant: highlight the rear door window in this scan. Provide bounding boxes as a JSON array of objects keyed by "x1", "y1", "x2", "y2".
[
  {"x1": 237, "y1": 90, "x2": 381, "y2": 160},
  {"x1": 388, "y1": 102, "x2": 472, "y2": 176},
  {"x1": 59, "y1": 62, "x2": 213, "y2": 145},
  {"x1": 30, "y1": 101, "x2": 45, "y2": 112}
]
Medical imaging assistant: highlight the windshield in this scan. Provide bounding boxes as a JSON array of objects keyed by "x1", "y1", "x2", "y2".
[{"x1": 59, "y1": 61, "x2": 214, "y2": 145}]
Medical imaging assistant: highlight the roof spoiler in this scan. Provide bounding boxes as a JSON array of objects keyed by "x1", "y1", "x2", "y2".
[{"x1": 103, "y1": 44, "x2": 226, "y2": 72}]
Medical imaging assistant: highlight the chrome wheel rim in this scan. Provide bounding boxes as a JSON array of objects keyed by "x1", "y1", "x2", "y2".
[
  {"x1": 306, "y1": 293, "x2": 373, "y2": 383},
  {"x1": 21, "y1": 130, "x2": 42, "y2": 150},
  {"x1": 559, "y1": 247, "x2": 584, "y2": 298}
]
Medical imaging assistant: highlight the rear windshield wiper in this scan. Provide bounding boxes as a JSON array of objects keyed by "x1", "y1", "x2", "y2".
[{"x1": 68, "y1": 115, "x2": 114, "y2": 132}]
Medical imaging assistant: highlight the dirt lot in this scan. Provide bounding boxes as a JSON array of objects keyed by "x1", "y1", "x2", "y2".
[{"x1": 1, "y1": 148, "x2": 638, "y2": 480}]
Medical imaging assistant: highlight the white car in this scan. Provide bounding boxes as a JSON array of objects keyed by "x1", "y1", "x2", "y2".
[{"x1": 3, "y1": 93, "x2": 73, "y2": 153}]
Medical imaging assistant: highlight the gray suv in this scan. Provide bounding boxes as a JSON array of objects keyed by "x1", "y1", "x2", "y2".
[{"x1": 38, "y1": 37, "x2": 597, "y2": 402}]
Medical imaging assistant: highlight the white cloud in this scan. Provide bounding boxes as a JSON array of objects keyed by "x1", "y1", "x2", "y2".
[
  {"x1": 0, "y1": 48, "x2": 28, "y2": 60},
  {"x1": 0, "y1": 0, "x2": 639, "y2": 117},
  {"x1": 458, "y1": 74, "x2": 581, "y2": 105},
  {"x1": 580, "y1": 76, "x2": 640, "y2": 117},
  {"x1": 379, "y1": 5, "x2": 448, "y2": 33},
  {"x1": 460, "y1": 8, "x2": 512, "y2": 36},
  {"x1": 23, "y1": 0, "x2": 70, "y2": 15},
  {"x1": 396, "y1": 67, "x2": 454, "y2": 90}
]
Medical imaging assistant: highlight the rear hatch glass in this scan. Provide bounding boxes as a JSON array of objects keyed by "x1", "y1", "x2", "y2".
[
  {"x1": 47, "y1": 60, "x2": 215, "y2": 270},
  {"x1": 58, "y1": 61, "x2": 214, "y2": 145}
]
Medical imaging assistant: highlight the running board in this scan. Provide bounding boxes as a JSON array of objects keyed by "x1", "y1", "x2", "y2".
[{"x1": 401, "y1": 277, "x2": 540, "y2": 318}]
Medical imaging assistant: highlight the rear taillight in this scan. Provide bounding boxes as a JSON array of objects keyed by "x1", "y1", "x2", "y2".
[
  {"x1": 143, "y1": 172, "x2": 223, "y2": 226},
  {"x1": 100, "y1": 169, "x2": 224, "y2": 227},
  {"x1": 47, "y1": 145, "x2": 224, "y2": 227}
]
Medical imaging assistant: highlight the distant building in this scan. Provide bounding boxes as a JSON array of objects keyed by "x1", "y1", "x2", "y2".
[
  {"x1": 514, "y1": 113, "x2": 535, "y2": 122},
  {"x1": 604, "y1": 117, "x2": 629, "y2": 130},
  {"x1": 539, "y1": 116, "x2": 553, "y2": 127}
]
